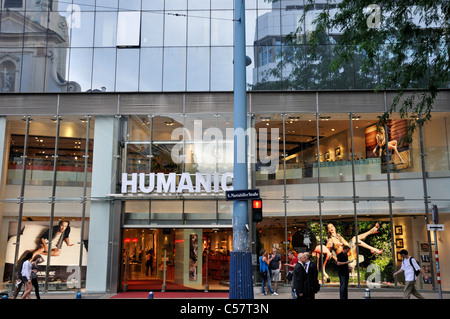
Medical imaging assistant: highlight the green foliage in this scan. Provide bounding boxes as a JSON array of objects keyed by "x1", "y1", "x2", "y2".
[
  {"x1": 301, "y1": 0, "x2": 449, "y2": 138},
  {"x1": 261, "y1": 0, "x2": 450, "y2": 140}
]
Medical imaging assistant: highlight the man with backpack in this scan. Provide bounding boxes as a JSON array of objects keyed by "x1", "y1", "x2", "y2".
[{"x1": 394, "y1": 249, "x2": 429, "y2": 299}]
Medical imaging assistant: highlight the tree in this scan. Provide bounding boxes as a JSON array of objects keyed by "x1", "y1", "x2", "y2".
[{"x1": 261, "y1": 0, "x2": 450, "y2": 142}]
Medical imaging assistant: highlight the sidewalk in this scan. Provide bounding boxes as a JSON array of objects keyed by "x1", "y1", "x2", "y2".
[
  {"x1": 4, "y1": 287, "x2": 448, "y2": 317},
  {"x1": 22, "y1": 286, "x2": 449, "y2": 300},
  {"x1": 253, "y1": 286, "x2": 450, "y2": 299}
]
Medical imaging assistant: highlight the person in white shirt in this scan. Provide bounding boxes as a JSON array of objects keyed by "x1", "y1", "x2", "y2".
[
  {"x1": 393, "y1": 249, "x2": 429, "y2": 299},
  {"x1": 20, "y1": 251, "x2": 33, "y2": 299}
]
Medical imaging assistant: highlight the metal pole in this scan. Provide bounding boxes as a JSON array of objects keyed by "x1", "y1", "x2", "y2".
[
  {"x1": 205, "y1": 252, "x2": 209, "y2": 292},
  {"x1": 229, "y1": 0, "x2": 253, "y2": 299},
  {"x1": 44, "y1": 115, "x2": 61, "y2": 292},
  {"x1": 381, "y1": 93, "x2": 398, "y2": 288},
  {"x1": 282, "y1": 114, "x2": 288, "y2": 267},
  {"x1": 418, "y1": 114, "x2": 437, "y2": 293},
  {"x1": 162, "y1": 249, "x2": 166, "y2": 292},
  {"x1": 431, "y1": 205, "x2": 442, "y2": 299},
  {"x1": 349, "y1": 113, "x2": 360, "y2": 287},
  {"x1": 78, "y1": 116, "x2": 90, "y2": 291},
  {"x1": 315, "y1": 95, "x2": 325, "y2": 286},
  {"x1": 11, "y1": 116, "x2": 30, "y2": 292},
  {"x1": 383, "y1": 120, "x2": 397, "y2": 288}
]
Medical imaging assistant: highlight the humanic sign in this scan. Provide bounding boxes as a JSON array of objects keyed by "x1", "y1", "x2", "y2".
[{"x1": 121, "y1": 172, "x2": 233, "y2": 194}]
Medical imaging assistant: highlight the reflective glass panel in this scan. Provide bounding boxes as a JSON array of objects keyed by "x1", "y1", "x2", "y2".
[
  {"x1": 163, "y1": 47, "x2": 186, "y2": 91},
  {"x1": 164, "y1": 11, "x2": 187, "y2": 46},
  {"x1": 68, "y1": 48, "x2": 93, "y2": 92},
  {"x1": 116, "y1": 48, "x2": 139, "y2": 91},
  {"x1": 141, "y1": 12, "x2": 163, "y2": 47},
  {"x1": 94, "y1": 11, "x2": 118, "y2": 47},
  {"x1": 92, "y1": 48, "x2": 116, "y2": 92},
  {"x1": 139, "y1": 48, "x2": 163, "y2": 91},
  {"x1": 210, "y1": 47, "x2": 233, "y2": 91},
  {"x1": 187, "y1": 47, "x2": 210, "y2": 91}
]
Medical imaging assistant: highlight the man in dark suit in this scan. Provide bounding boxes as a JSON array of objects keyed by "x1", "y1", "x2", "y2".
[
  {"x1": 292, "y1": 253, "x2": 309, "y2": 299},
  {"x1": 304, "y1": 252, "x2": 320, "y2": 299}
]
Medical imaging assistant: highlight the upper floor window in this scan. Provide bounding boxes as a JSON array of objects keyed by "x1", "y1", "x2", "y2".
[{"x1": 117, "y1": 11, "x2": 141, "y2": 48}]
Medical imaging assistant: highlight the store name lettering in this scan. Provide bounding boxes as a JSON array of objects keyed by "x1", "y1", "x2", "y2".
[{"x1": 121, "y1": 172, "x2": 233, "y2": 194}]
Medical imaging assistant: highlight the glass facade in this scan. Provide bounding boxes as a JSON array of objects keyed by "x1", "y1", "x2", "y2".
[
  {"x1": 0, "y1": 0, "x2": 449, "y2": 295},
  {"x1": 4, "y1": 1, "x2": 447, "y2": 93},
  {"x1": 2, "y1": 107, "x2": 448, "y2": 293},
  {"x1": 2, "y1": 115, "x2": 92, "y2": 292}
]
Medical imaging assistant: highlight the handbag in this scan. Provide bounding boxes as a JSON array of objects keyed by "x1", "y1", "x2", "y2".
[{"x1": 286, "y1": 271, "x2": 293, "y2": 281}]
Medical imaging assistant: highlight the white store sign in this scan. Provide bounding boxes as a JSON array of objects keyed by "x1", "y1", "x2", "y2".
[{"x1": 121, "y1": 172, "x2": 234, "y2": 194}]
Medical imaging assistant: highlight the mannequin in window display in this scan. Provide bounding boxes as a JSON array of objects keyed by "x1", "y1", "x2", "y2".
[
  {"x1": 326, "y1": 223, "x2": 383, "y2": 276},
  {"x1": 373, "y1": 127, "x2": 405, "y2": 164},
  {"x1": 189, "y1": 235, "x2": 198, "y2": 281},
  {"x1": 312, "y1": 244, "x2": 331, "y2": 283}
]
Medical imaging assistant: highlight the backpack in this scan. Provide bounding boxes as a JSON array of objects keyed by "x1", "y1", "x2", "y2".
[{"x1": 409, "y1": 257, "x2": 421, "y2": 277}]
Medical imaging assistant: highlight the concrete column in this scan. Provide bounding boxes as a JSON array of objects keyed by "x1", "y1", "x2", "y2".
[{"x1": 86, "y1": 116, "x2": 118, "y2": 292}]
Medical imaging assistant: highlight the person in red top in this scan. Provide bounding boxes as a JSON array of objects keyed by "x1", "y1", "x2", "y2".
[{"x1": 286, "y1": 251, "x2": 298, "y2": 298}]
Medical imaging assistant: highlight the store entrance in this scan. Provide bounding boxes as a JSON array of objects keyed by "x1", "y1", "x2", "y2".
[{"x1": 120, "y1": 228, "x2": 231, "y2": 291}]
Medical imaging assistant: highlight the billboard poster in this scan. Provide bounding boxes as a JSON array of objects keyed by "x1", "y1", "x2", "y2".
[
  {"x1": 365, "y1": 119, "x2": 410, "y2": 169},
  {"x1": 3, "y1": 220, "x2": 88, "y2": 288},
  {"x1": 292, "y1": 221, "x2": 392, "y2": 285}
]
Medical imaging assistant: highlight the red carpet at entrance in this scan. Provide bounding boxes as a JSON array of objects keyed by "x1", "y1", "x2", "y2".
[
  {"x1": 113, "y1": 280, "x2": 229, "y2": 299},
  {"x1": 111, "y1": 291, "x2": 229, "y2": 299},
  {"x1": 123, "y1": 279, "x2": 189, "y2": 291}
]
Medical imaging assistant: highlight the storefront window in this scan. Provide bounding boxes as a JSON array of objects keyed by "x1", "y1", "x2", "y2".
[
  {"x1": 254, "y1": 113, "x2": 281, "y2": 181},
  {"x1": 7, "y1": 116, "x2": 92, "y2": 195},
  {"x1": 125, "y1": 143, "x2": 151, "y2": 173},
  {"x1": 151, "y1": 115, "x2": 183, "y2": 173},
  {"x1": 251, "y1": 110, "x2": 445, "y2": 289},
  {"x1": 315, "y1": 113, "x2": 352, "y2": 181},
  {"x1": 3, "y1": 116, "x2": 93, "y2": 292},
  {"x1": 423, "y1": 112, "x2": 450, "y2": 174}
]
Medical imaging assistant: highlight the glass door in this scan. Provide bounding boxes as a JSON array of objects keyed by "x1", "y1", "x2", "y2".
[{"x1": 120, "y1": 228, "x2": 231, "y2": 291}]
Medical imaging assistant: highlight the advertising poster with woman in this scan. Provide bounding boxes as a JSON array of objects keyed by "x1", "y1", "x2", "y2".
[
  {"x1": 3, "y1": 220, "x2": 88, "y2": 287},
  {"x1": 365, "y1": 119, "x2": 410, "y2": 169},
  {"x1": 295, "y1": 221, "x2": 393, "y2": 285}
]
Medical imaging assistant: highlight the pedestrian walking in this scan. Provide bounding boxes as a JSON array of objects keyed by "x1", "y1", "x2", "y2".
[
  {"x1": 286, "y1": 251, "x2": 298, "y2": 298},
  {"x1": 20, "y1": 251, "x2": 33, "y2": 299},
  {"x1": 292, "y1": 253, "x2": 308, "y2": 299},
  {"x1": 12, "y1": 251, "x2": 32, "y2": 299},
  {"x1": 394, "y1": 249, "x2": 429, "y2": 299},
  {"x1": 304, "y1": 252, "x2": 320, "y2": 299},
  {"x1": 336, "y1": 245, "x2": 352, "y2": 299},
  {"x1": 30, "y1": 254, "x2": 44, "y2": 299}
]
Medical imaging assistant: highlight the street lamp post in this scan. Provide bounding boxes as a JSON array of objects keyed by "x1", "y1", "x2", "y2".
[{"x1": 229, "y1": 0, "x2": 254, "y2": 299}]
